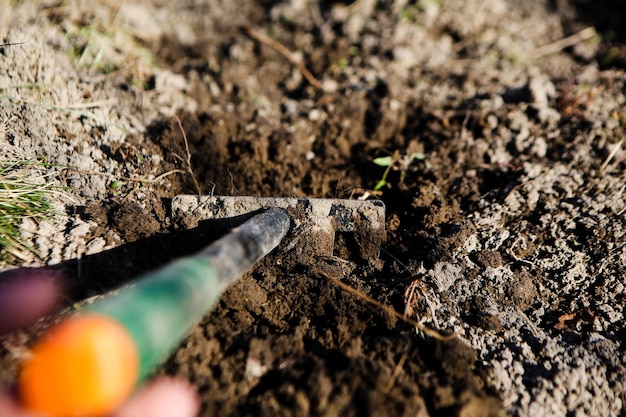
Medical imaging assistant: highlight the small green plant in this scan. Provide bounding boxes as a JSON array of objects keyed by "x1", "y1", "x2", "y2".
[
  {"x1": 66, "y1": 26, "x2": 120, "y2": 73},
  {"x1": 399, "y1": 0, "x2": 442, "y2": 22},
  {"x1": 399, "y1": 4, "x2": 423, "y2": 21},
  {"x1": 337, "y1": 47, "x2": 361, "y2": 69},
  {"x1": 0, "y1": 160, "x2": 56, "y2": 260},
  {"x1": 373, "y1": 151, "x2": 426, "y2": 191},
  {"x1": 58, "y1": 6, "x2": 157, "y2": 80}
]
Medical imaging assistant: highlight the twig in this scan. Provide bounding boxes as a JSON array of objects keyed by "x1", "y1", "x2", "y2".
[
  {"x1": 515, "y1": 306, "x2": 540, "y2": 336},
  {"x1": 0, "y1": 41, "x2": 27, "y2": 47},
  {"x1": 243, "y1": 26, "x2": 322, "y2": 91},
  {"x1": 315, "y1": 270, "x2": 456, "y2": 342},
  {"x1": 55, "y1": 100, "x2": 114, "y2": 110},
  {"x1": 509, "y1": 235, "x2": 536, "y2": 267},
  {"x1": 129, "y1": 169, "x2": 187, "y2": 184},
  {"x1": 64, "y1": 167, "x2": 186, "y2": 184},
  {"x1": 533, "y1": 26, "x2": 597, "y2": 59},
  {"x1": 384, "y1": 340, "x2": 412, "y2": 394},
  {"x1": 599, "y1": 139, "x2": 623, "y2": 177},
  {"x1": 597, "y1": 241, "x2": 626, "y2": 275},
  {"x1": 174, "y1": 114, "x2": 202, "y2": 195},
  {"x1": 405, "y1": 280, "x2": 441, "y2": 328},
  {"x1": 227, "y1": 167, "x2": 239, "y2": 195}
]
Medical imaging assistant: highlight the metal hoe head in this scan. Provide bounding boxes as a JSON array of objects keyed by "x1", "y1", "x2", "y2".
[{"x1": 172, "y1": 195, "x2": 386, "y2": 266}]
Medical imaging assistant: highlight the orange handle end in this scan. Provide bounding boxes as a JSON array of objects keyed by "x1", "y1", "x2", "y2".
[{"x1": 19, "y1": 314, "x2": 140, "y2": 417}]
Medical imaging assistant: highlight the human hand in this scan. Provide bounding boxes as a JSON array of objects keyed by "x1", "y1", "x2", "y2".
[
  {"x1": 0, "y1": 270, "x2": 199, "y2": 417},
  {"x1": 1, "y1": 377, "x2": 198, "y2": 417}
]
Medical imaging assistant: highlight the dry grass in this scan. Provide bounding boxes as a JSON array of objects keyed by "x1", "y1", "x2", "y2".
[{"x1": 0, "y1": 160, "x2": 56, "y2": 260}]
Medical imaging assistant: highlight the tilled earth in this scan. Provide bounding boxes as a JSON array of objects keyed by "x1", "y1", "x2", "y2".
[{"x1": 1, "y1": 0, "x2": 626, "y2": 416}]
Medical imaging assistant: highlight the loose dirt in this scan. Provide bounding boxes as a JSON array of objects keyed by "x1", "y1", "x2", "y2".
[{"x1": 1, "y1": 0, "x2": 625, "y2": 416}]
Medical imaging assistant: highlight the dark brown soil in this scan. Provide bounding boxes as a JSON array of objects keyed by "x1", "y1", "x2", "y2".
[{"x1": 1, "y1": 0, "x2": 626, "y2": 416}]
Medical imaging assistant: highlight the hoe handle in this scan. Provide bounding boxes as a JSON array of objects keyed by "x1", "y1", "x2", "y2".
[
  {"x1": 91, "y1": 207, "x2": 291, "y2": 379},
  {"x1": 19, "y1": 208, "x2": 290, "y2": 417}
]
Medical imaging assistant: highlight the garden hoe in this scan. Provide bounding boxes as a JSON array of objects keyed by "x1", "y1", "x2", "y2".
[{"x1": 17, "y1": 195, "x2": 385, "y2": 417}]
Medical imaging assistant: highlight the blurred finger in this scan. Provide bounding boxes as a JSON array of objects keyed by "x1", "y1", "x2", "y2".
[
  {"x1": 111, "y1": 378, "x2": 199, "y2": 417},
  {"x1": 0, "y1": 269, "x2": 64, "y2": 335},
  {"x1": 0, "y1": 390, "x2": 41, "y2": 417}
]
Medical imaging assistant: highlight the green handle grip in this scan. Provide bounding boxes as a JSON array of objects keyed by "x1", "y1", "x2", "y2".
[{"x1": 87, "y1": 207, "x2": 290, "y2": 381}]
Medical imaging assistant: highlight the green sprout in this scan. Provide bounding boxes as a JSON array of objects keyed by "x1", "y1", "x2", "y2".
[
  {"x1": 399, "y1": 0, "x2": 443, "y2": 22},
  {"x1": 399, "y1": 4, "x2": 422, "y2": 21},
  {"x1": 373, "y1": 152, "x2": 426, "y2": 191}
]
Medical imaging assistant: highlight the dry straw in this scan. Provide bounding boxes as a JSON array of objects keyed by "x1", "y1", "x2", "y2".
[{"x1": 0, "y1": 160, "x2": 56, "y2": 260}]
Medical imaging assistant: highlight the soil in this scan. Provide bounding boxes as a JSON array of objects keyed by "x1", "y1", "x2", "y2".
[{"x1": 1, "y1": 0, "x2": 626, "y2": 416}]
